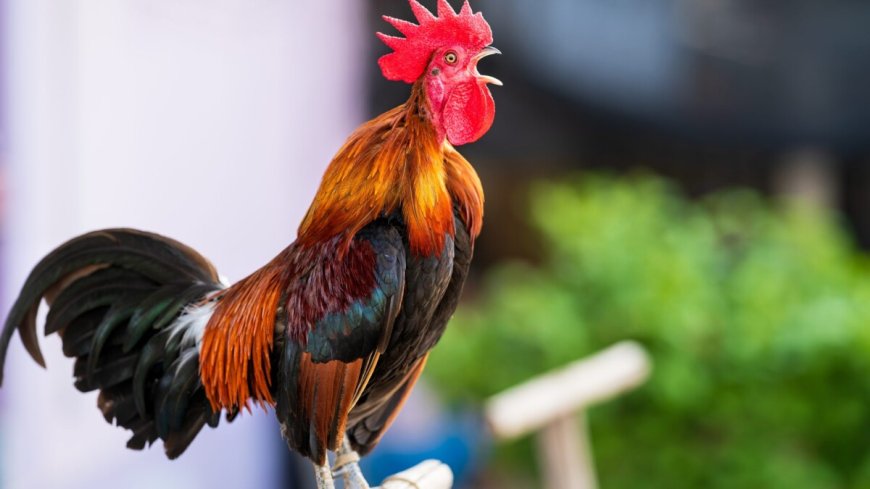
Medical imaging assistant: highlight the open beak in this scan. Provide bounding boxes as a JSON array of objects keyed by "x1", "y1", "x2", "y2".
[{"x1": 473, "y1": 46, "x2": 503, "y2": 86}]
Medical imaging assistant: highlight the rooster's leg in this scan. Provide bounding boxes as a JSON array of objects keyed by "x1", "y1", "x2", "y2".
[
  {"x1": 314, "y1": 462, "x2": 336, "y2": 489},
  {"x1": 333, "y1": 438, "x2": 371, "y2": 489}
]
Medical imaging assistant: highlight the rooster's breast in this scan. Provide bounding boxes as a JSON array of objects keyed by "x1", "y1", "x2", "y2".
[{"x1": 346, "y1": 214, "x2": 474, "y2": 453}]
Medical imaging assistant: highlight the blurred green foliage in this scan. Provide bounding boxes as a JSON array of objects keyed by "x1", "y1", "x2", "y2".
[{"x1": 426, "y1": 174, "x2": 870, "y2": 489}]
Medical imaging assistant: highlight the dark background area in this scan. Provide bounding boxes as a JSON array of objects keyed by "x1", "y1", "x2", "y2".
[
  {"x1": 366, "y1": 4, "x2": 870, "y2": 488},
  {"x1": 369, "y1": 0, "x2": 870, "y2": 270}
]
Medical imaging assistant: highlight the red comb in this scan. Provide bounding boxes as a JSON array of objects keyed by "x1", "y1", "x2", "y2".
[{"x1": 378, "y1": 0, "x2": 493, "y2": 84}]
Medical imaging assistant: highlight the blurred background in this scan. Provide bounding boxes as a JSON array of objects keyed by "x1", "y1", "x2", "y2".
[{"x1": 3, "y1": 0, "x2": 870, "y2": 488}]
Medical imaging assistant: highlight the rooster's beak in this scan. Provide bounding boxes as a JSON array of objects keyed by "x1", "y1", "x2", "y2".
[{"x1": 473, "y1": 46, "x2": 503, "y2": 86}]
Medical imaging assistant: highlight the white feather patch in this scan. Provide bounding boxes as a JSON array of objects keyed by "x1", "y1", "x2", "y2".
[
  {"x1": 168, "y1": 301, "x2": 217, "y2": 352},
  {"x1": 218, "y1": 274, "x2": 231, "y2": 288}
]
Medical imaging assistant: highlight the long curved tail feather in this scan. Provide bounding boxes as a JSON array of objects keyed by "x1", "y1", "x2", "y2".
[{"x1": 0, "y1": 229, "x2": 230, "y2": 458}]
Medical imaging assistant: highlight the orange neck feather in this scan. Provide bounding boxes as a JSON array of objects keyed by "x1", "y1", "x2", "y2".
[
  {"x1": 298, "y1": 82, "x2": 483, "y2": 256},
  {"x1": 444, "y1": 146, "x2": 484, "y2": 240}
]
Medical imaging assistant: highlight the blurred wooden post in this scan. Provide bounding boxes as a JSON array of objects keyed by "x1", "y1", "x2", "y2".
[
  {"x1": 774, "y1": 148, "x2": 839, "y2": 209},
  {"x1": 537, "y1": 414, "x2": 597, "y2": 489},
  {"x1": 485, "y1": 341, "x2": 651, "y2": 489}
]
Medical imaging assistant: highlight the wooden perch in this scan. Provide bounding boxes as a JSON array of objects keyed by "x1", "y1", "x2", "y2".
[
  {"x1": 379, "y1": 460, "x2": 454, "y2": 489},
  {"x1": 484, "y1": 341, "x2": 652, "y2": 489},
  {"x1": 485, "y1": 341, "x2": 651, "y2": 441},
  {"x1": 369, "y1": 342, "x2": 650, "y2": 489}
]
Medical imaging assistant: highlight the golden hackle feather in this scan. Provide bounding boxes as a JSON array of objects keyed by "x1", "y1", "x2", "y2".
[
  {"x1": 200, "y1": 252, "x2": 292, "y2": 411},
  {"x1": 444, "y1": 146, "x2": 484, "y2": 240},
  {"x1": 298, "y1": 82, "x2": 459, "y2": 257}
]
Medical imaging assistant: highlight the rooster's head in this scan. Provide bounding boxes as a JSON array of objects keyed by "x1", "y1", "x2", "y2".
[{"x1": 378, "y1": 0, "x2": 500, "y2": 146}]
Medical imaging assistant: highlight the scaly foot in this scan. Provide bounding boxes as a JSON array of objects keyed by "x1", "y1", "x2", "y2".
[
  {"x1": 333, "y1": 438, "x2": 371, "y2": 489},
  {"x1": 314, "y1": 462, "x2": 336, "y2": 489}
]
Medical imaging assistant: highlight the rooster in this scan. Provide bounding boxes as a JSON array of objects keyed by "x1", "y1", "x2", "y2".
[{"x1": 0, "y1": 1, "x2": 498, "y2": 488}]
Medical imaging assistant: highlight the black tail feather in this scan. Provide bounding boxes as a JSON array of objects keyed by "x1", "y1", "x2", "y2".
[{"x1": 0, "y1": 228, "x2": 229, "y2": 460}]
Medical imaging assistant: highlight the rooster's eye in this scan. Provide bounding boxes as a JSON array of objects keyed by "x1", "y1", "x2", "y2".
[{"x1": 444, "y1": 51, "x2": 458, "y2": 65}]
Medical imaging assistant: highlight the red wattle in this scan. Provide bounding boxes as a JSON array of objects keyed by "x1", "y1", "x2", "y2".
[{"x1": 443, "y1": 80, "x2": 495, "y2": 146}]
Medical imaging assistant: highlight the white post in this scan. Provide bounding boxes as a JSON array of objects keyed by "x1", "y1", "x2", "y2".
[
  {"x1": 537, "y1": 414, "x2": 598, "y2": 489},
  {"x1": 486, "y1": 341, "x2": 651, "y2": 489},
  {"x1": 486, "y1": 341, "x2": 651, "y2": 439}
]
